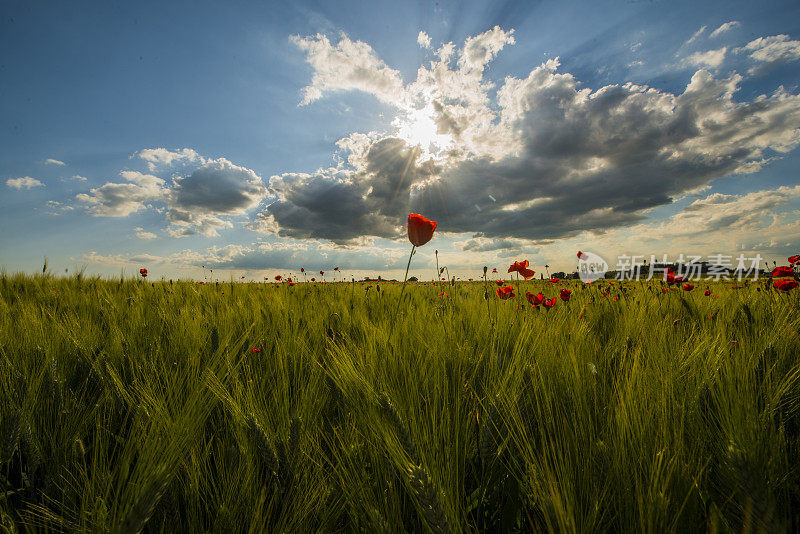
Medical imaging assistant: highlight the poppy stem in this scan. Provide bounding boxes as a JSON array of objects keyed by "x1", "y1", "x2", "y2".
[
  {"x1": 390, "y1": 244, "x2": 415, "y2": 337},
  {"x1": 483, "y1": 270, "x2": 491, "y2": 319},
  {"x1": 435, "y1": 250, "x2": 440, "y2": 286}
]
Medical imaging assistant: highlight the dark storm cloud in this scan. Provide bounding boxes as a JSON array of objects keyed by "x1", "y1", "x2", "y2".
[{"x1": 255, "y1": 138, "x2": 439, "y2": 244}]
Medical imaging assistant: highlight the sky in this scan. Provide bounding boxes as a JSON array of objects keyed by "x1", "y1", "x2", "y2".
[{"x1": 2, "y1": 0, "x2": 800, "y2": 281}]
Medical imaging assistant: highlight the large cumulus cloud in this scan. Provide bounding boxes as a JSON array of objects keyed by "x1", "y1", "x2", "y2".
[{"x1": 257, "y1": 32, "x2": 800, "y2": 244}]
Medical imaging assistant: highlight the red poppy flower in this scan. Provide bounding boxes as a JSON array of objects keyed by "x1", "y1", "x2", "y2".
[
  {"x1": 549, "y1": 278, "x2": 560, "y2": 284},
  {"x1": 577, "y1": 251, "x2": 588, "y2": 260},
  {"x1": 286, "y1": 278, "x2": 292, "y2": 283},
  {"x1": 301, "y1": 268, "x2": 305, "y2": 272},
  {"x1": 526, "y1": 292, "x2": 545, "y2": 306},
  {"x1": 682, "y1": 283, "x2": 694, "y2": 291},
  {"x1": 789, "y1": 255, "x2": 800, "y2": 265},
  {"x1": 437, "y1": 292, "x2": 449, "y2": 297},
  {"x1": 665, "y1": 273, "x2": 676, "y2": 285},
  {"x1": 492, "y1": 268, "x2": 497, "y2": 273},
  {"x1": 468, "y1": 278, "x2": 473, "y2": 281},
  {"x1": 496, "y1": 285, "x2": 515, "y2": 299},
  {"x1": 774, "y1": 279, "x2": 798, "y2": 292},
  {"x1": 543, "y1": 297, "x2": 556, "y2": 308},
  {"x1": 704, "y1": 289, "x2": 712, "y2": 296},
  {"x1": 275, "y1": 275, "x2": 281, "y2": 281},
  {"x1": 320, "y1": 270, "x2": 324, "y2": 275},
  {"x1": 508, "y1": 260, "x2": 526, "y2": 272},
  {"x1": 311, "y1": 277, "x2": 316, "y2": 281},
  {"x1": 288, "y1": 281, "x2": 295, "y2": 286},
  {"x1": 496, "y1": 280, "x2": 504, "y2": 286},
  {"x1": 139, "y1": 268, "x2": 148, "y2": 278},
  {"x1": 407, "y1": 213, "x2": 437, "y2": 247},
  {"x1": 334, "y1": 267, "x2": 339, "y2": 271},
  {"x1": 559, "y1": 288, "x2": 571, "y2": 301},
  {"x1": 508, "y1": 260, "x2": 535, "y2": 279},
  {"x1": 771, "y1": 266, "x2": 794, "y2": 277},
  {"x1": 252, "y1": 346, "x2": 261, "y2": 353}
]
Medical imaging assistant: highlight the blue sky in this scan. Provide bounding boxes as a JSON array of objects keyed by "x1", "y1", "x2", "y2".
[{"x1": 2, "y1": 0, "x2": 799, "y2": 280}]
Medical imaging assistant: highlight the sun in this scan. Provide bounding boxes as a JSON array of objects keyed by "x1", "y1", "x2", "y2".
[{"x1": 393, "y1": 104, "x2": 453, "y2": 160}]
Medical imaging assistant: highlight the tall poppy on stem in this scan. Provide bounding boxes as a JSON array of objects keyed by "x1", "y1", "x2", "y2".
[
  {"x1": 508, "y1": 259, "x2": 534, "y2": 296},
  {"x1": 139, "y1": 268, "x2": 148, "y2": 278},
  {"x1": 508, "y1": 260, "x2": 536, "y2": 279},
  {"x1": 391, "y1": 213, "x2": 437, "y2": 335}
]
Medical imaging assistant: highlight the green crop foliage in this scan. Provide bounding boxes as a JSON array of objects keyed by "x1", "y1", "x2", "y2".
[{"x1": 0, "y1": 272, "x2": 798, "y2": 532}]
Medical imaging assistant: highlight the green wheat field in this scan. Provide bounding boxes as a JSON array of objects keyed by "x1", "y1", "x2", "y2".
[{"x1": 0, "y1": 272, "x2": 798, "y2": 533}]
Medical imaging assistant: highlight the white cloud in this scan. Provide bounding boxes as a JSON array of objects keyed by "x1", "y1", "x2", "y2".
[
  {"x1": 71, "y1": 175, "x2": 88, "y2": 181},
  {"x1": 290, "y1": 33, "x2": 405, "y2": 106},
  {"x1": 417, "y1": 31, "x2": 431, "y2": 49},
  {"x1": 686, "y1": 26, "x2": 707, "y2": 45},
  {"x1": 684, "y1": 47, "x2": 727, "y2": 68},
  {"x1": 458, "y1": 26, "x2": 515, "y2": 72},
  {"x1": 6, "y1": 176, "x2": 44, "y2": 189},
  {"x1": 76, "y1": 171, "x2": 167, "y2": 216},
  {"x1": 136, "y1": 148, "x2": 204, "y2": 171},
  {"x1": 75, "y1": 152, "x2": 267, "y2": 237},
  {"x1": 134, "y1": 227, "x2": 158, "y2": 240},
  {"x1": 738, "y1": 34, "x2": 800, "y2": 73},
  {"x1": 46, "y1": 200, "x2": 73, "y2": 213},
  {"x1": 709, "y1": 21, "x2": 740, "y2": 38},
  {"x1": 44, "y1": 158, "x2": 65, "y2": 166},
  {"x1": 662, "y1": 185, "x2": 800, "y2": 236},
  {"x1": 166, "y1": 212, "x2": 234, "y2": 238}
]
